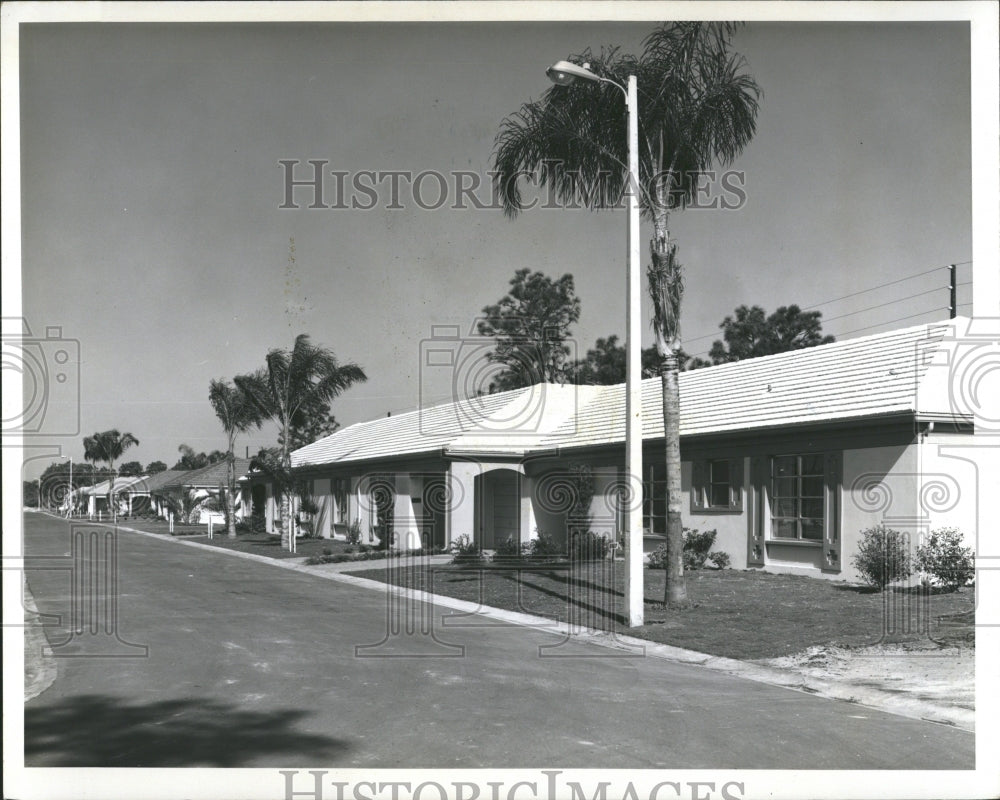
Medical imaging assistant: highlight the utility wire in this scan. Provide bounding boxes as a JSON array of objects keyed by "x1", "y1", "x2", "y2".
[
  {"x1": 826, "y1": 307, "x2": 948, "y2": 339},
  {"x1": 819, "y1": 286, "x2": 944, "y2": 325},
  {"x1": 681, "y1": 260, "x2": 971, "y2": 347}
]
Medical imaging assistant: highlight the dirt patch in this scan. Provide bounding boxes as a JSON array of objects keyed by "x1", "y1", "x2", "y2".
[{"x1": 758, "y1": 640, "x2": 974, "y2": 713}]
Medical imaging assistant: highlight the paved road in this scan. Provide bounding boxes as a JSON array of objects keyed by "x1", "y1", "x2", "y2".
[{"x1": 21, "y1": 513, "x2": 974, "y2": 768}]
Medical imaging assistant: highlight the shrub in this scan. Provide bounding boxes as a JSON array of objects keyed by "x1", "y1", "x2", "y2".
[
  {"x1": 708, "y1": 551, "x2": 731, "y2": 569},
  {"x1": 529, "y1": 531, "x2": 565, "y2": 561},
  {"x1": 322, "y1": 546, "x2": 333, "y2": 556},
  {"x1": 344, "y1": 545, "x2": 355, "y2": 554},
  {"x1": 916, "y1": 527, "x2": 974, "y2": 592},
  {"x1": 683, "y1": 528, "x2": 717, "y2": 570},
  {"x1": 646, "y1": 544, "x2": 669, "y2": 570},
  {"x1": 570, "y1": 531, "x2": 611, "y2": 562},
  {"x1": 646, "y1": 529, "x2": 719, "y2": 570},
  {"x1": 450, "y1": 534, "x2": 485, "y2": 565},
  {"x1": 851, "y1": 525, "x2": 913, "y2": 590},
  {"x1": 345, "y1": 518, "x2": 363, "y2": 546},
  {"x1": 493, "y1": 535, "x2": 526, "y2": 561}
]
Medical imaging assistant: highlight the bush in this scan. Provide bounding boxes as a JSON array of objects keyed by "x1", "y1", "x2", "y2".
[
  {"x1": 570, "y1": 531, "x2": 610, "y2": 562},
  {"x1": 345, "y1": 518, "x2": 363, "y2": 546},
  {"x1": 683, "y1": 528, "x2": 717, "y2": 570},
  {"x1": 450, "y1": 534, "x2": 485, "y2": 565},
  {"x1": 322, "y1": 546, "x2": 333, "y2": 556},
  {"x1": 646, "y1": 543, "x2": 669, "y2": 570},
  {"x1": 916, "y1": 527, "x2": 974, "y2": 592},
  {"x1": 708, "y1": 551, "x2": 731, "y2": 569},
  {"x1": 851, "y1": 525, "x2": 913, "y2": 590},
  {"x1": 646, "y1": 528, "x2": 719, "y2": 571},
  {"x1": 529, "y1": 531, "x2": 565, "y2": 561},
  {"x1": 493, "y1": 535, "x2": 527, "y2": 562}
]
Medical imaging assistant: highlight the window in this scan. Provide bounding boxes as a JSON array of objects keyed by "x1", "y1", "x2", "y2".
[
  {"x1": 691, "y1": 458, "x2": 743, "y2": 512},
  {"x1": 643, "y1": 463, "x2": 666, "y2": 535},
  {"x1": 770, "y1": 454, "x2": 825, "y2": 541},
  {"x1": 332, "y1": 478, "x2": 349, "y2": 524}
]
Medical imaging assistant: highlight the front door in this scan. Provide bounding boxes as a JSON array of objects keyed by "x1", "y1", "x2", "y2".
[{"x1": 477, "y1": 470, "x2": 519, "y2": 549}]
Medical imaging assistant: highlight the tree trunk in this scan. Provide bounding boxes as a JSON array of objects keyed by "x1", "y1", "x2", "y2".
[
  {"x1": 226, "y1": 449, "x2": 237, "y2": 538},
  {"x1": 280, "y1": 428, "x2": 292, "y2": 551},
  {"x1": 648, "y1": 204, "x2": 687, "y2": 607},
  {"x1": 108, "y1": 469, "x2": 116, "y2": 523},
  {"x1": 661, "y1": 352, "x2": 687, "y2": 604}
]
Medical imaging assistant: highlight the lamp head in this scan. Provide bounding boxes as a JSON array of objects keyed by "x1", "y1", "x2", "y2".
[{"x1": 546, "y1": 60, "x2": 600, "y2": 86}]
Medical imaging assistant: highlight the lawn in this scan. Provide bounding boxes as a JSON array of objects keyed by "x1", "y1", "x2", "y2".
[
  {"x1": 346, "y1": 560, "x2": 975, "y2": 660},
  {"x1": 118, "y1": 518, "x2": 352, "y2": 561}
]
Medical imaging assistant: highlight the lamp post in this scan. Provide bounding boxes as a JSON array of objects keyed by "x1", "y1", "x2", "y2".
[{"x1": 547, "y1": 61, "x2": 644, "y2": 627}]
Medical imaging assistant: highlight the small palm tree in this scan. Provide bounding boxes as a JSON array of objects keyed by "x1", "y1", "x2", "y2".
[
  {"x1": 494, "y1": 22, "x2": 760, "y2": 606},
  {"x1": 82, "y1": 429, "x2": 140, "y2": 522},
  {"x1": 236, "y1": 334, "x2": 366, "y2": 550},
  {"x1": 209, "y1": 379, "x2": 263, "y2": 537}
]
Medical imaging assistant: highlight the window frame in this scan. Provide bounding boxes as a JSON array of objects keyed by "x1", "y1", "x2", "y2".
[
  {"x1": 331, "y1": 477, "x2": 349, "y2": 525},
  {"x1": 767, "y1": 453, "x2": 825, "y2": 543},
  {"x1": 690, "y1": 457, "x2": 744, "y2": 513}
]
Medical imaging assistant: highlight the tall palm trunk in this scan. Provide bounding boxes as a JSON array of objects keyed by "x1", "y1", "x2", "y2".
[
  {"x1": 226, "y1": 447, "x2": 237, "y2": 538},
  {"x1": 280, "y1": 432, "x2": 292, "y2": 551},
  {"x1": 648, "y1": 211, "x2": 688, "y2": 606}
]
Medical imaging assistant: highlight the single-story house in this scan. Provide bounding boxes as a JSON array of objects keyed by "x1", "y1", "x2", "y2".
[
  {"x1": 248, "y1": 317, "x2": 987, "y2": 583},
  {"x1": 77, "y1": 474, "x2": 149, "y2": 517},
  {"x1": 158, "y1": 458, "x2": 252, "y2": 524},
  {"x1": 126, "y1": 469, "x2": 191, "y2": 518}
]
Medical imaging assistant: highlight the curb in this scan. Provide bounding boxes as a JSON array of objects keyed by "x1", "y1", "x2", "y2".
[
  {"x1": 23, "y1": 576, "x2": 58, "y2": 702},
  {"x1": 92, "y1": 517, "x2": 975, "y2": 731}
]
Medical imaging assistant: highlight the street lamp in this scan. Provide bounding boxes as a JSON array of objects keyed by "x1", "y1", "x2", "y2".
[{"x1": 547, "y1": 60, "x2": 644, "y2": 627}]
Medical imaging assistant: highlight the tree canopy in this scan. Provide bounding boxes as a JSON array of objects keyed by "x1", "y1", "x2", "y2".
[
  {"x1": 236, "y1": 333, "x2": 366, "y2": 549},
  {"x1": 707, "y1": 304, "x2": 835, "y2": 364},
  {"x1": 118, "y1": 461, "x2": 144, "y2": 477},
  {"x1": 145, "y1": 461, "x2": 168, "y2": 474},
  {"x1": 172, "y1": 444, "x2": 226, "y2": 471},
  {"x1": 477, "y1": 268, "x2": 581, "y2": 391}
]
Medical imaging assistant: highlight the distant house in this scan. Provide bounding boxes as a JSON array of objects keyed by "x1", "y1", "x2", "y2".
[
  {"x1": 158, "y1": 458, "x2": 252, "y2": 523},
  {"x1": 127, "y1": 469, "x2": 191, "y2": 518},
  {"x1": 247, "y1": 318, "x2": 986, "y2": 582},
  {"x1": 78, "y1": 475, "x2": 148, "y2": 517}
]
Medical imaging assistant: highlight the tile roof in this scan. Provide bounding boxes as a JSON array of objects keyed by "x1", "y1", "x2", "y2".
[
  {"x1": 292, "y1": 384, "x2": 598, "y2": 467},
  {"x1": 290, "y1": 318, "x2": 968, "y2": 468},
  {"x1": 78, "y1": 474, "x2": 148, "y2": 495},
  {"x1": 540, "y1": 317, "x2": 965, "y2": 450},
  {"x1": 126, "y1": 469, "x2": 191, "y2": 493},
  {"x1": 160, "y1": 458, "x2": 252, "y2": 489}
]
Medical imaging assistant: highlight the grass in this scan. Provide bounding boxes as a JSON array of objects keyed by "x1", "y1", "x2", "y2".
[
  {"x1": 345, "y1": 560, "x2": 975, "y2": 660},
  {"x1": 117, "y1": 517, "x2": 353, "y2": 560}
]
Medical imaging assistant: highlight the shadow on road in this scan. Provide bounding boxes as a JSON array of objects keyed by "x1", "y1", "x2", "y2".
[{"x1": 25, "y1": 694, "x2": 352, "y2": 767}]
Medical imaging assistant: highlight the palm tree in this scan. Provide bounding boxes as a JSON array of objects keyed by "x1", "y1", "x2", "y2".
[
  {"x1": 209, "y1": 379, "x2": 263, "y2": 538},
  {"x1": 82, "y1": 429, "x2": 140, "y2": 521},
  {"x1": 235, "y1": 334, "x2": 366, "y2": 550},
  {"x1": 494, "y1": 22, "x2": 760, "y2": 605}
]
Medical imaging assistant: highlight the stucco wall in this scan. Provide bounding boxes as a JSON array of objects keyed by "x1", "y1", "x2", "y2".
[
  {"x1": 841, "y1": 441, "x2": 916, "y2": 582},
  {"x1": 682, "y1": 458, "x2": 749, "y2": 570},
  {"x1": 917, "y1": 431, "x2": 984, "y2": 554}
]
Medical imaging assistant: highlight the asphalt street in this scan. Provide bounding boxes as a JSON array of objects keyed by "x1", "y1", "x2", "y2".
[{"x1": 21, "y1": 513, "x2": 974, "y2": 768}]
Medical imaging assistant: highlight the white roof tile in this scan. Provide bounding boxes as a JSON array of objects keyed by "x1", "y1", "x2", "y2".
[{"x1": 291, "y1": 318, "x2": 967, "y2": 467}]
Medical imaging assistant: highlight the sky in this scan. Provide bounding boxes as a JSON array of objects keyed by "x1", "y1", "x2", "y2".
[{"x1": 11, "y1": 12, "x2": 981, "y2": 478}]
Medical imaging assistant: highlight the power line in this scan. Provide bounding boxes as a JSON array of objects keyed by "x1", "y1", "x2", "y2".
[
  {"x1": 681, "y1": 259, "x2": 970, "y2": 347},
  {"x1": 826, "y1": 307, "x2": 948, "y2": 339},
  {"x1": 801, "y1": 261, "x2": 969, "y2": 312},
  {"x1": 819, "y1": 286, "x2": 944, "y2": 325}
]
